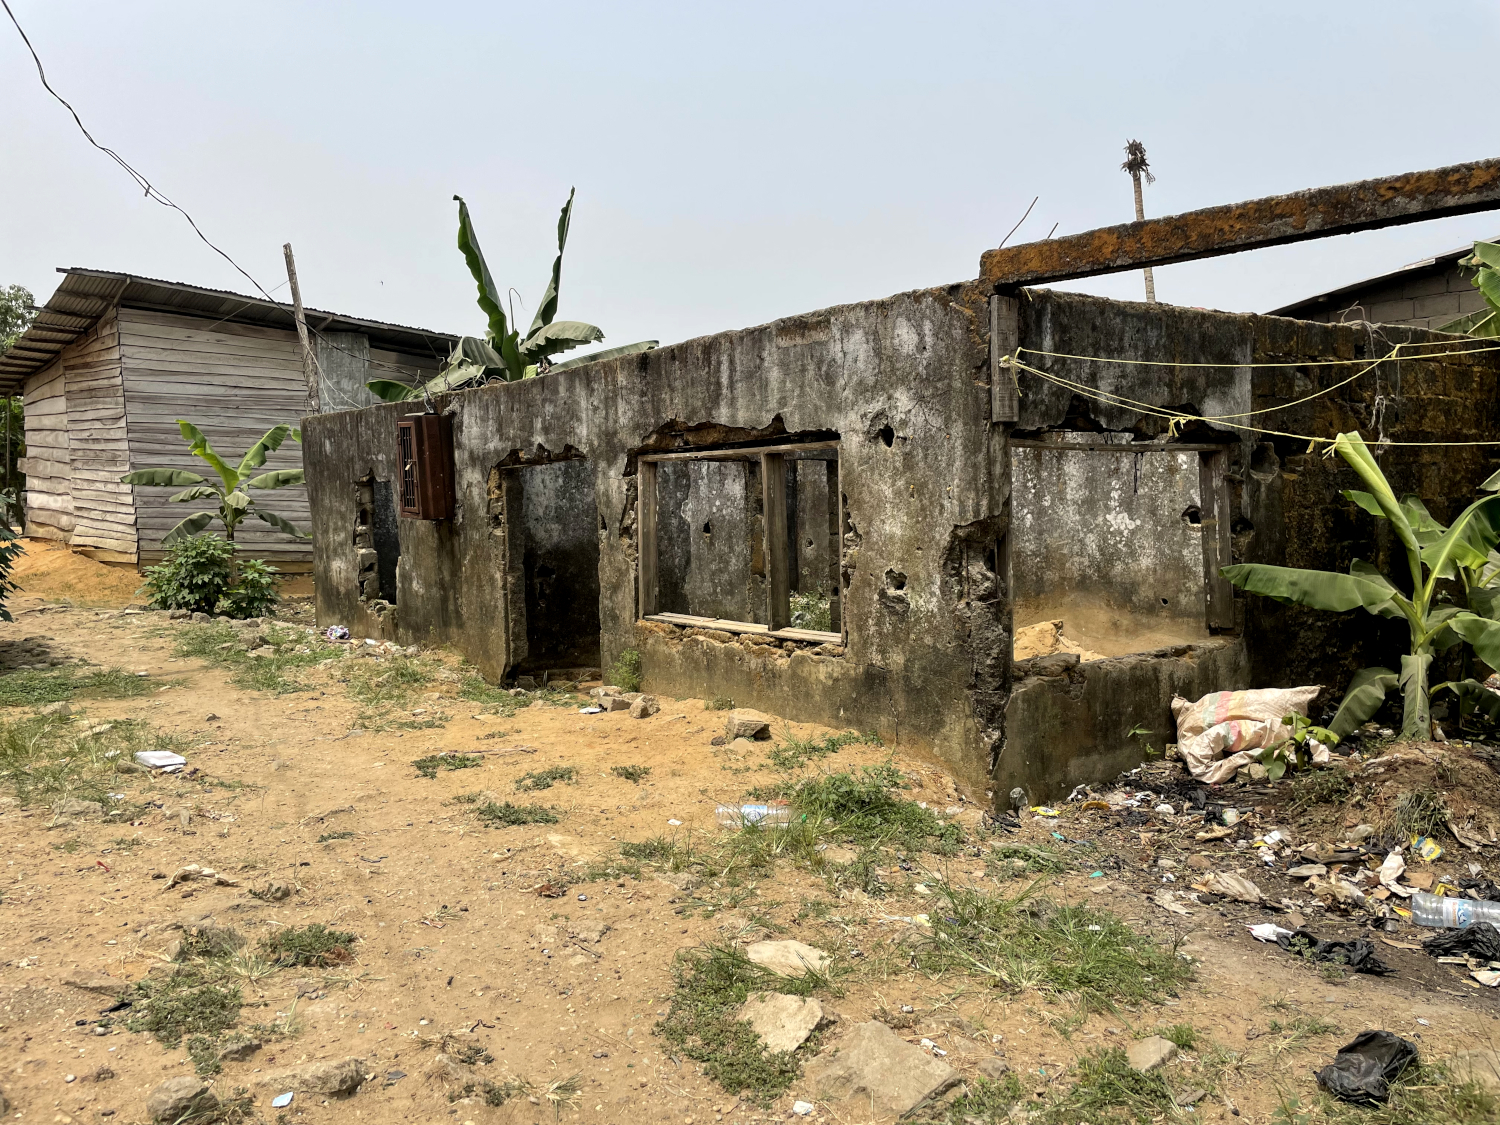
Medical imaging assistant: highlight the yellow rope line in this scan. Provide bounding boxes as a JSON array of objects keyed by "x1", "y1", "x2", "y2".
[
  {"x1": 1005, "y1": 357, "x2": 1500, "y2": 448},
  {"x1": 1017, "y1": 340, "x2": 1500, "y2": 368}
]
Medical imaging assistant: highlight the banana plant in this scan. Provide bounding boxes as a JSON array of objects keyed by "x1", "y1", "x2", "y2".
[
  {"x1": 1221, "y1": 431, "x2": 1500, "y2": 740},
  {"x1": 1437, "y1": 240, "x2": 1500, "y2": 338},
  {"x1": 368, "y1": 191, "x2": 657, "y2": 402},
  {"x1": 120, "y1": 421, "x2": 307, "y2": 545}
]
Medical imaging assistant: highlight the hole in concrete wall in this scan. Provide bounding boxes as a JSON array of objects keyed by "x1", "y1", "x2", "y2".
[
  {"x1": 702, "y1": 521, "x2": 712, "y2": 536},
  {"x1": 1010, "y1": 434, "x2": 1212, "y2": 661},
  {"x1": 353, "y1": 475, "x2": 400, "y2": 605},
  {"x1": 878, "y1": 424, "x2": 895, "y2": 448},
  {"x1": 504, "y1": 459, "x2": 602, "y2": 675}
]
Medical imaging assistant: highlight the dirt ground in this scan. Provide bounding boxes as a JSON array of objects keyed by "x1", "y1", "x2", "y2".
[{"x1": 3, "y1": 585, "x2": 1500, "y2": 1124}]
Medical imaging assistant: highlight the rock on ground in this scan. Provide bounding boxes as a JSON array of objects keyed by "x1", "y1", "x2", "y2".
[
  {"x1": 1126, "y1": 1036, "x2": 1179, "y2": 1072},
  {"x1": 975, "y1": 1056, "x2": 1010, "y2": 1080},
  {"x1": 255, "y1": 1057, "x2": 366, "y2": 1096},
  {"x1": 746, "y1": 939, "x2": 831, "y2": 977},
  {"x1": 146, "y1": 1076, "x2": 217, "y2": 1123},
  {"x1": 629, "y1": 695, "x2": 660, "y2": 719},
  {"x1": 802, "y1": 1021, "x2": 958, "y2": 1117},
  {"x1": 739, "y1": 992, "x2": 824, "y2": 1053},
  {"x1": 217, "y1": 1039, "x2": 261, "y2": 1062},
  {"x1": 724, "y1": 708, "x2": 772, "y2": 740}
]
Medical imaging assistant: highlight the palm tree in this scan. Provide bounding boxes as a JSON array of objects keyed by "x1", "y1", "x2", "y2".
[{"x1": 1121, "y1": 140, "x2": 1157, "y2": 303}]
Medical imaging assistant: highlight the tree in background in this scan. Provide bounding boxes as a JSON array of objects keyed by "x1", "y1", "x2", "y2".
[{"x1": 0, "y1": 285, "x2": 34, "y2": 351}]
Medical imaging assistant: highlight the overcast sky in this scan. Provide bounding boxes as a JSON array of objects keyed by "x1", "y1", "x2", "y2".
[{"x1": 3, "y1": 2, "x2": 1499, "y2": 351}]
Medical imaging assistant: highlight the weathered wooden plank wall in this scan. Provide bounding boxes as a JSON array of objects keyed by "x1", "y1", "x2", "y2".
[{"x1": 118, "y1": 307, "x2": 313, "y2": 566}]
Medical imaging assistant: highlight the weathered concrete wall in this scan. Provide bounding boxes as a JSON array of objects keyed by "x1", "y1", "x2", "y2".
[
  {"x1": 1011, "y1": 436, "x2": 1207, "y2": 653},
  {"x1": 513, "y1": 459, "x2": 602, "y2": 671},
  {"x1": 657, "y1": 460, "x2": 758, "y2": 622},
  {"x1": 1004, "y1": 638, "x2": 1249, "y2": 801}
]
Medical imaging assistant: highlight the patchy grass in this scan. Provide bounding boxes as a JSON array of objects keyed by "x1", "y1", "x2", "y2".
[
  {"x1": 1280, "y1": 1060, "x2": 1500, "y2": 1125},
  {"x1": 316, "y1": 830, "x2": 356, "y2": 843},
  {"x1": 1286, "y1": 768, "x2": 1354, "y2": 816},
  {"x1": 781, "y1": 764, "x2": 962, "y2": 853},
  {"x1": 175, "y1": 622, "x2": 330, "y2": 695},
  {"x1": 917, "y1": 1074, "x2": 1026, "y2": 1124},
  {"x1": 607, "y1": 649, "x2": 642, "y2": 692},
  {"x1": 517, "y1": 765, "x2": 577, "y2": 791},
  {"x1": 766, "y1": 728, "x2": 881, "y2": 771},
  {"x1": 127, "y1": 966, "x2": 243, "y2": 1048},
  {"x1": 1040, "y1": 1047, "x2": 1178, "y2": 1125},
  {"x1": 474, "y1": 800, "x2": 559, "y2": 827},
  {"x1": 621, "y1": 836, "x2": 692, "y2": 866},
  {"x1": 822, "y1": 845, "x2": 887, "y2": 898},
  {"x1": 187, "y1": 1033, "x2": 223, "y2": 1076},
  {"x1": 260, "y1": 923, "x2": 358, "y2": 968},
  {"x1": 412, "y1": 753, "x2": 482, "y2": 779},
  {"x1": 1385, "y1": 786, "x2": 1451, "y2": 840},
  {"x1": 1159, "y1": 1023, "x2": 1198, "y2": 1050},
  {"x1": 0, "y1": 666, "x2": 155, "y2": 707},
  {"x1": 458, "y1": 672, "x2": 522, "y2": 713},
  {"x1": 610, "y1": 764, "x2": 651, "y2": 783},
  {"x1": 705, "y1": 696, "x2": 734, "y2": 711},
  {"x1": 986, "y1": 842, "x2": 1078, "y2": 878},
  {"x1": 0, "y1": 714, "x2": 182, "y2": 806},
  {"x1": 917, "y1": 884, "x2": 1192, "y2": 1012},
  {"x1": 341, "y1": 653, "x2": 441, "y2": 724},
  {"x1": 656, "y1": 944, "x2": 835, "y2": 1104}
]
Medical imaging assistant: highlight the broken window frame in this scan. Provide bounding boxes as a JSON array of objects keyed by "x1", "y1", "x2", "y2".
[
  {"x1": 636, "y1": 440, "x2": 845, "y2": 646},
  {"x1": 1008, "y1": 438, "x2": 1236, "y2": 632}
]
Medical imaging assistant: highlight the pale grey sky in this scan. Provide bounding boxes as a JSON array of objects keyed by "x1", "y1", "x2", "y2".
[{"x1": 3, "y1": 1, "x2": 1498, "y2": 350}]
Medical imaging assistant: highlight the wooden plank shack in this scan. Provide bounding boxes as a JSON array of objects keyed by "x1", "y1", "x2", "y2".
[{"x1": 5, "y1": 269, "x2": 454, "y2": 570}]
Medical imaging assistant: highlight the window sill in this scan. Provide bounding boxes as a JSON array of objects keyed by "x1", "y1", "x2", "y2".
[{"x1": 643, "y1": 612, "x2": 841, "y2": 646}]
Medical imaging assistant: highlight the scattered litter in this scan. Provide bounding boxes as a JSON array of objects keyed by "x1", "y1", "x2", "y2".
[
  {"x1": 1172, "y1": 685, "x2": 1321, "y2": 784},
  {"x1": 1379, "y1": 852, "x2": 1412, "y2": 898},
  {"x1": 164, "y1": 865, "x2": 239, "y2": 890},
  {"x1": 1029, "y1": 806, "x2": 1060, "y2": 818},
  {"x1": 1154, "y1": 803, "x2": 1175, "y2": 815},
  {"x1": 1153, "y1": 889, "x2": 1194, "y2": 916},
  {"x1": 532, "y1": 883, "x2": 567, "y2": 898},
  {"x1": 1088, "y1": 870, "x2": 1105, "y2": 878},
  {"x1": 1412, "y1": 836, "x2": 1444, "y2": 863},
  {"x1": 1315, "y1": 1030, "x2": 1418, "y2": 1105},
  {"x1": 1222, "y1": 808, "x2": 1241, "y2": 826},
  {"x1": 1421, "y1": 921, "x2": 1500, "y2": 962},
  {"x1": 1206, "y1": 872, "x2": 1264, "y2": 903},
  {"x1": 1409, "y1": 889, "x2": 1500, "y2": 929},
  {"x1": 791, "y1": 1102, "x2": 814, "y2": 1116},
  {"x1": 1288, "y1": 863, "x2": 1327, "y2": 878},
  {"x1": 324, "y1": 626, "x2": 349, "y2": 641},
  {"x1": 579, "y1": 706, "x2": 604, "y2": 715},
  {"x1": 918, "y1": 1038, "x2": 948, "y2": 1056},
  {"x1": 1472, "y1": 969, "x2": 1500, "y2": 987},
  {"x1": 1275, "y1": 929, "x2": 1393, "y2": 975},
  {"x1": 1196, "y1": 825, "x2": 1235, "y2": 841},
  {"x1": 134, "y1": 750, "x2": 187, "y2": 772},
  {"x1": 667, "y1": 818, "x2": 682, "y2": 826},
  {"x1": 272, "y1": 1092, "x2": 294, "y2": 1108},
  {"x1": 1248, "y1": 923, "x2": 1293, "y2": 943},
  {"x1": 715, "y1": 803, "x2": 793, "y2": 828}
]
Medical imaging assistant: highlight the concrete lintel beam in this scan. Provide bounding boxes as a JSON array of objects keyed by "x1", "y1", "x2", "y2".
[{"x1": 979, "y1": 157, "x2": 1500, "y2": 290}]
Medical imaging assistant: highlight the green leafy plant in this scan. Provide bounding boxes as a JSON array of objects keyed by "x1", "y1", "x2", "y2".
[
  {"x1": 516, "y1": 765, "x2": 576, "y2": 791},
  {"x1": 1222, "y1": 431, "x2": 1500, "y2": 740},
  {"x1": 260, "y1": 923, "x2": 358, "y2": 968},
  {"x1": 1439, "y1": 240, "x2": 1500, "y2": 337},
  {"x1": 607, "y1": 648, "x2": 642, "y2": 692},
  {"x1": 120, "y1": 420, "x2": 306, "y2": 544},
  {"x1": 1251, "y1": 713, "x2": 1339, "y2": 781},
  {"x1": 0, "y1": 523, "x2": 22, "y2": 621},
  {"x1": 611, "y1": 764, "x2": 651, "y2": 782},
  {"x1": 138, "y1": 536, "x2": 281, "y2": 619},
  {"x1": 368, "y1": 192, "x2": 656, "y2": 401},
  {"x1": 412, "y1": 753, "x2": 482, "y2": 779}
]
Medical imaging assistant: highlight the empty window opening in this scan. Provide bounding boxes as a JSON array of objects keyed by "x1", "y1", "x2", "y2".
[
  {"x1": 1010, "y1": 433, "x2": 1233, "y2": 662},
  {"x1": 496, "y1": 458, "x2": 602, "y2": 679},
  {"x1": 638, "y1": 439, "x2": 843, "y2": 644},
  {"x1": 353, "y1": 475, "x2": 400, "y2": 605}
]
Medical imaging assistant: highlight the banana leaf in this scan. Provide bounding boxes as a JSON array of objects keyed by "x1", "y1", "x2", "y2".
[
  {"x1": 1421, "y1": 493, "x2": 1500, "y2": 586},
  {"x1": 245, "y1": 469, "x2": 305, "y2": 490},
  {"x1": 1399, "y1": 653, "x2": 1432, "y2": 740},
  {"x1": 521, "y1": 320, "x2": 605, "y2": 363},
  {"x1": 454, "y1": 195, "x2": 509, "y2": 346},
  {"x1": 1434, "y1": 678, "x2": 1500, "y2": 725},
  {"x1": 1437, "y1": 308, "x2": 1500, "y2": 337},
  {"x1": 1448, "y1": 612, "x2": 1500, "y2": 668},
  {"x1": 367, "y1": 379, "x2": 421, "y2": 403},
  {"x1": 254, "y1": 508, "x2": 308, "y2": 539},
  {"x1": 1333, "y1": 432, "x2": 1418, "y2": 557},
  {"x1": 121, "y1": 468, "x2": 209, "y2": 488},
  {"x1": 169, "y1": 485, "x2": 221, "y2": 503},
  {"x1": 1329, "y1": 666, "x2": 1398, "y2": 738},
  {"x1": 163, "y1": 512, "x2": 217, "y2": 545},
  {"x1": 1470, "y1": 587, "x2": 1500, "y2": 621},
  {"x1": 528, "y1": 188, "x2": 574, "y2": 337},
  {"x1": 1219, "y1": 562, "x2": 1403, "y2": 615},
  {"x1": 237, "y1": 424, "x2": 292, "y2": 475},
  {"x1": 549, "y1": 340, "x2": 659, "y2": 373},
  {"x1": 177, "y1": 421, "x2": 238, "y2": 492}
]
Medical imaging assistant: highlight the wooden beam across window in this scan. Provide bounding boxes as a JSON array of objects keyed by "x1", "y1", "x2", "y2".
[
  {"x1": 637, "y1": 458, "x2": 658, "y2": 619},
  {"x1": 761, "y1": 451, "x2": 791, "y2": 631}
]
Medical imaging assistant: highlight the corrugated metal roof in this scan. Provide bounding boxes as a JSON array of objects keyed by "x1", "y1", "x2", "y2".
[
  {"x1": 0, "y1": 268, "x2": 458, "y2": 391},
  {"x1": 1269, "y1": 239, "x2": 1487, "y2": 317}
]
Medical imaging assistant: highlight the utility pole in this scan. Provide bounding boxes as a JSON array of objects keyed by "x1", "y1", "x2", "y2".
[
  {"x1": 282, "y1": 243, "x2": 321, "y2": 414},
  {"x1": 1122, "y1": 139, "x2": 1157, "y2": 303}
]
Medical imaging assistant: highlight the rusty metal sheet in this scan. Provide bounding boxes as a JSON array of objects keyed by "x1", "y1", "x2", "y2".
[{"x1": 980, "y1": 158, "x2": 1500, "y2": 290}]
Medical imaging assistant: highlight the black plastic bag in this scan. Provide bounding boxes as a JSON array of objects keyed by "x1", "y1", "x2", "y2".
[
  {"x1": 1275, "y1": 929, "x2": 1394, "y2": 975},
  {"x1": 1421, "y1": 920, "x2": 1500, "y2": 962},
  {"x1": 1315, "y1": 1030, "x2": 1418, "y2": 1104}
]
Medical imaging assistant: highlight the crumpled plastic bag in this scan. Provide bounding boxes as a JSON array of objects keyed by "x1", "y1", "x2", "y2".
[
  {"x1": 1171, "y1": 686, "x2": 1322, "y2": 784},
  {"x1": 1277, "y1": 929, "x2": 1393, "y2": 975},
  {"x1": 1315, "y1": 1030, "x2": 1418, "y2": 1104},
  {"x1": 1422, "y1": 920, "x2": 1500, "y2": 962}
]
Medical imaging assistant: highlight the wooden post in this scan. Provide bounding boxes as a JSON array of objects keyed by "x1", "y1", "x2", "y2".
[
  {"x1": 762, "y1": 452, "x2": 790, "y2": 630},
  {"x1": 1199, "y1": 450, "x2": 1235, "y2": 630},
  {"x1": 990, "y1": 294, "x2": 1019, "y2": 423},
  {"x1": 283, "y1": 243, "x2": 321, "y2": 414},
  {"x1": 637, "y1": 459, "x2": 658, "y2": 619}
]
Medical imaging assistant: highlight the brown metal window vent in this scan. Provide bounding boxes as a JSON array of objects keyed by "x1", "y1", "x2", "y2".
[{"x1": 396, "y1": 414, "x2": 455, "y2": 520}]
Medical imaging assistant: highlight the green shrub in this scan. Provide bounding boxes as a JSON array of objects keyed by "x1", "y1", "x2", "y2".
[
  {"x1": 0, "y1": 524, "x2": 22, "y2": 623},
  {"x1": 222, "y1": 558, "x2": 281, "y2": 618},
  {"x1": 140, "y1": 535, "x2": 237, "y2": 614},
  {"x1": 260, "y1": 923, "x2": 358, "y2": 967},
  {"x1": 607, "y1": 648, "x2": 642, "y2": 692}
]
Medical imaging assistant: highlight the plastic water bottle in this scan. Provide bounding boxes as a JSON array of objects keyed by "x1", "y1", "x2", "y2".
[
  {"x1": 715, "y1": 803, "x2": 793, "y2": 828},
  {"x1": 1409, "y1": 890, "x2": 1500, "y2": 929}
]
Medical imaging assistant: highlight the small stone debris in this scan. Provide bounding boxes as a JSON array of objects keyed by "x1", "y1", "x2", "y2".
[
  {"x1": 724, "y1": 708, "x2": 772, "y2": 740},
  {"x1": 1126, "y1": 1036, "x2": 1179, "y2": 1072},
  {"x1": 53, "y1": 797, "x2": 103, "y2": 817},
  {"x1": 739, "y1": 992, "x2": 824, "y2": 1053},
  {"x1": 164, "y1": 864, "x2": 239, "y2": 890},
  {"x1": 568, "y1": 918, "x2": 610, "y2": 944},
  {"x1": 745, "y1": 939, "x2": 831, "y2": 978},
  {"x1": 255, "y1": 1057, "x2": 367, "y2": 1097},
  {"x1": 40, "y1": 701, "x2": 73, "y2": 717},
  {"x1": 146, "y1": 1076, "x2": 217, "y2": 1123},
  {"x1": 217, "y1": 1039, "x2": 262, "y2": 1063},
  {"x1": 975, "y1": 1056, "x2": 1010, "y2": 1080},
  {"x1": 803, "y1": 1021, "x2": 959, "y2": 1117},
  {"x1": 629, "y1": 695, "x2": 661, "y2": 719}
]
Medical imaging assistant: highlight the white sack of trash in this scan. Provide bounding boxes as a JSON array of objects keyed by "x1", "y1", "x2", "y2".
[{"x1": 1171, "y1": 686, "x2": 1329, "y2": 785}]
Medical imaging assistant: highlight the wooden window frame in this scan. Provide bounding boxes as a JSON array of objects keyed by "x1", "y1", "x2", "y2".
[
  {"x1": 396, "y1": 413, "x2": 455, "y2": 521},
  {"x1": 636, "y1": 441, "x2": 845, "y2": 646},
  {"x1": 1008, "y1": 440, "x2": 1236, "y2": 632}
]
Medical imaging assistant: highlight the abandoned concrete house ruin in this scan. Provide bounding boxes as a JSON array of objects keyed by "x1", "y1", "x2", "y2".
[{"x1": 305, "y1": 159, "x2": 1500, "y2": 802}]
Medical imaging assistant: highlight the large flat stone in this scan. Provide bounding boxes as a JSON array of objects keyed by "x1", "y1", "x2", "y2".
[
  {"x1": 740, "y1": 992, "x2": 823, "y2": 1053},
  {"x1": 146, "y1": 1076, "x2": 216, "y2": 1123},
  {"x1": 746, "y1": 940, "x2": 831, "y2": 978},
  {"x1": 724, "y1": 709, "x2": 772, "y2": 740},
  {"x1": 803, "y1": 1021, "x2": 958, "y2": 1117},
  {"x1": 1126, "y1": 1036, "x2": 1178, "y2": 1072},
  {"x1": 255, "y1": 1057, "x2": 367, "y2": 1096}
]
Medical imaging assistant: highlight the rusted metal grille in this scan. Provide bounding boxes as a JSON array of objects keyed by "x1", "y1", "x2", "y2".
[{"x1": 397, "y1": 421, "x2": 417, "y2": 513}]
